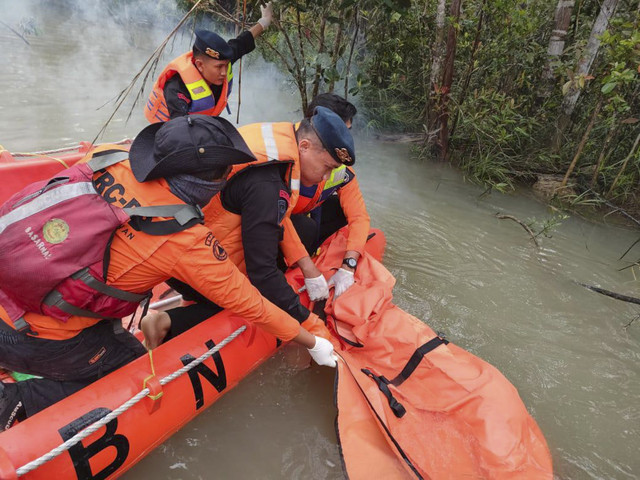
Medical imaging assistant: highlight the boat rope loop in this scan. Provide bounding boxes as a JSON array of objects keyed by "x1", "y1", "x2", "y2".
[{"x1": 15, "y1": 324, "x2": 247, "y2": 477}]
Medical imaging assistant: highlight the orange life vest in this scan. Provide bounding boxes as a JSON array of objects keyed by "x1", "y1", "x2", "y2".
[
  {"x1": 144, "y1": 52, "x2": 231, "y2": 123},
  {"x1": 202, "y1": 122, "x2": 301, "y2": 273}
]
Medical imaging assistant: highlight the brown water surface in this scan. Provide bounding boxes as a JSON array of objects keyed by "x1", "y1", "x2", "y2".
[{"x1": 1, "y1": 2, "x2": 639, "y2": 479}]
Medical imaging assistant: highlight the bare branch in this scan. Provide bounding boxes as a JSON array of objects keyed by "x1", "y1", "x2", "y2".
[{"x1": 495, "y1": 213, "x2": 540, "y2": 247}]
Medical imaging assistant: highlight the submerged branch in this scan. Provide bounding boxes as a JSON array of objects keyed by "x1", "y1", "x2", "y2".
[
  {"x1": 623, "y1": 314, "x2": 639, "y2": 329},
  {"x1": 577, "y1": 282, "x2": 640, "y2": 306},
  {"x1": 495, "y1": 213, "x2": 540, "y2": 247}
]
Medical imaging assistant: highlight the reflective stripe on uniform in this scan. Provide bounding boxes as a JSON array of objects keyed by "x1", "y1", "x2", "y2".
[
  {"x1": 324, "y1": 165, "x2": 347, "y2": 190},
  {"x1": 0, "y1": 182, "x2": 95, "y2": 234},
  {"x1": 185, "y1": 79, "x2": 213, "y2": 101},
  {"x1": 261, "y1": 123, "x2": 279, "y2": 161}
]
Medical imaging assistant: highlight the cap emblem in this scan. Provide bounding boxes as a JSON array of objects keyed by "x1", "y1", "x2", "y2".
[
  {"x1": 205, "y1": 48, "x2": 220, "y2": 59},
  {"x1": 334, "y1": 147, "x2": 352, "y2": 165}
]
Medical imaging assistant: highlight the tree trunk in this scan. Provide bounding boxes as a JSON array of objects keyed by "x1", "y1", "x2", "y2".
[
  {"x1": 437, "y1": 0, "x2": 462, "y2": 160},
  {"x1": 327, "y1": 15, "x2": 345, "y2": 93},
  {"x1": 312, "y1": 16, "x2": 328, "y2": 100},
  {"x1": 450, "y1": 0, "x2": 485, "y2": 140},
  {"x1": 343, "y1": 7, "x2": 360, "y2": 100},
  {"x1": 542, "y1": 0, "x2": 575, "y2": 82},
  {"x1": 561, "y1": 98, "x2": 602, "y2": 186},
  {"x1": 427, "y1": 0, "x2": 447, "y2": 130},
  {"x1": 555, "y1": 0, "x2": 618, "y2": 138}
]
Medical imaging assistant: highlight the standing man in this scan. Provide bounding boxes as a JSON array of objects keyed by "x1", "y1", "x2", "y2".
[
  {"x1": 285, "y1": 93, "x2": 370, "y2": 299},
  {"x1": 145, "y1": 3, "x2": 273, "y2": 122}
]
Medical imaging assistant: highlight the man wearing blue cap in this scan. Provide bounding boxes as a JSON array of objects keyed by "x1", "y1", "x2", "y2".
[
  {"x1": 140, "y1": 107, "x2": 356, "y2": 348},
  {"x1": 284, "y1": 93, "x2": 370, "y2": 300},
  {"x1": 145, "y1": 3, "x2": 273, "y2": 123}
]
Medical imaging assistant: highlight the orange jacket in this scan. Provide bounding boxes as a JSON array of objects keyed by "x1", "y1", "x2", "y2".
[
  {"x1": 283, "y1": 166, "x2": 370, "y2": 265},
  {"x1": 0, "y1": 145, "x2": 300, "y2": 342},
  {"x1": 202, "y1": 122, "x2": 301, "y2": 273},
  {"x1": 144, "y1": 52, "x2": 230, "y2": 123}
]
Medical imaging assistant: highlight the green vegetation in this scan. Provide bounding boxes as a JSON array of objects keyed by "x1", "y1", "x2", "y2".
[{"x1": 188, "y1": 0, "x2": 639, "y2": 215}]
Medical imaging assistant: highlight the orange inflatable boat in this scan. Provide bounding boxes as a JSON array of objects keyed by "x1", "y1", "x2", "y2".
[{"x1": 0, "y1": 144, "x2": 552, "y2": 479}]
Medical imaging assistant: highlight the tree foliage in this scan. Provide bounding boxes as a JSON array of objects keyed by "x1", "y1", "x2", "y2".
[{"x1": 186, "y1": 0, "x2": 640, "y2": 214}]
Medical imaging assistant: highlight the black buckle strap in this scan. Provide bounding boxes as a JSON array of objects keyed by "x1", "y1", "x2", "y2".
[
  {"x1": 0, "y1": 316, "x2": 38, "y2": 337},
  {"x1": 361, "y1": 368, "x2": 406, "y2": 418},
  {"x1": 391, "y1": 335, "x2": 449, "y2": 387}
]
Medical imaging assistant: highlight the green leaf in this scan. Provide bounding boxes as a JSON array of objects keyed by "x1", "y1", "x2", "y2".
[{"x1": 601, "y1": 82, "x2": 617, "y2": 94}]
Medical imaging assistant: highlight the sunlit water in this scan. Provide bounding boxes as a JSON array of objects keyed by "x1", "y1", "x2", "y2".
[{"x1": 1, "y1": 2, "x2": 639, "y2": 479}]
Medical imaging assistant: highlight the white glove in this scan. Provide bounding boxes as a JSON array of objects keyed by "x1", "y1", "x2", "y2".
[
  {"x1": 327, "y1": 268, "x2": 355, "y2": 298},
  {"x1": 303, "y1": 274, "x2": 329, "y2": 301},
  {"x1": 258, "y1": 2, "x2": 273, "y2": 29},
  {"x1": 307, "y1": 336, "x2": 337, "y2": 367}
]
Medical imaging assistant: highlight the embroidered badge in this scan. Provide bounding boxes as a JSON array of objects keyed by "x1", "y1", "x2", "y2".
[
  {"x1": 334, "y1": 148, "x2": 352, "y2": 165},
  {"x1": 213, "y1": 240, "x2": 228, "y2": 261},
  {"x1": 42, "y1": 218, "x2": 69, "y2": 244},
  {"x1": 205, "y1": 232, "x2": 214, "y2": 247},
  {"x1": 205, "y1": 47, "x2": 220, "y2": 59}
]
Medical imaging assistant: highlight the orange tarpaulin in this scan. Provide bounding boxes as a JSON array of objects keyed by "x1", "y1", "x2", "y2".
[{"x1": 317, "y1": 230, "x2": 553, "y2": 479}]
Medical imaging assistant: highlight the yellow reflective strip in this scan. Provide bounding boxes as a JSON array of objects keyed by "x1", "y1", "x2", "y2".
[
  {"x1": 227, "y1": 63, "x2": 233, "y2": 81},
  {"x1": 324, "y1": 165, "x2": 346, "y2": 189},
  {"x1": 185, "y1": 79, "x2": 213, "y2": 100}
]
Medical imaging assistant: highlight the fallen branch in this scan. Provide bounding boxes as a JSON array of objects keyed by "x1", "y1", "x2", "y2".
[
  {"x1": 577, "y1": 282, "x2": 640, "y2": 306},
  {"x1": 623, "y1": 314, "x2": 639, "y2": 329},
  {"x1": 495, "y1": 213, "x2": 540, "y2": 247}
]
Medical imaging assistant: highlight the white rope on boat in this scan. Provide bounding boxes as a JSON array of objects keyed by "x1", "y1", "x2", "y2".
[
  {"x1": 15, "y1": 325, "x2": 246, "y2": 477},
  {"x1": 10, "y1": 139, "x2": 131, "y2": 157}
]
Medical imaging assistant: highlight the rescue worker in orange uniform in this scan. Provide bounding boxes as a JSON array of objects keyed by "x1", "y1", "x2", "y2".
[
  {"x1": 287, "y1": 93, "x2": 370, "y2": 299},
  {"x1": 140, "y1": 107, "x2": 356, "y2": 348},
  {"x1": 0, "y1": 115, "x2": 336, "y2": 430},
  {"x1": 145, "y1": 3, "x2": 273, "y2": 122}
]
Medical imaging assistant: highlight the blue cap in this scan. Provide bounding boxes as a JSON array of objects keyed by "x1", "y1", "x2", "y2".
[
  {"x1": 194, "y1": 30, "x2": 233, "y2": 60},
  {"x1": 310, "y1": 106, "x2": 355, "y2": 166}
]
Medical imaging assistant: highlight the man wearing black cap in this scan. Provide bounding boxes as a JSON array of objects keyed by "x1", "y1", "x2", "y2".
[
  {"x1": 145, "y1": 3, "x2": 273, "y2": 123},
  {"x1": 141, "y1": 107, "x2": 356, "y2": 348},
  {"x1": 0, "y1": 114, "x2": 337, "y2": 428}
]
